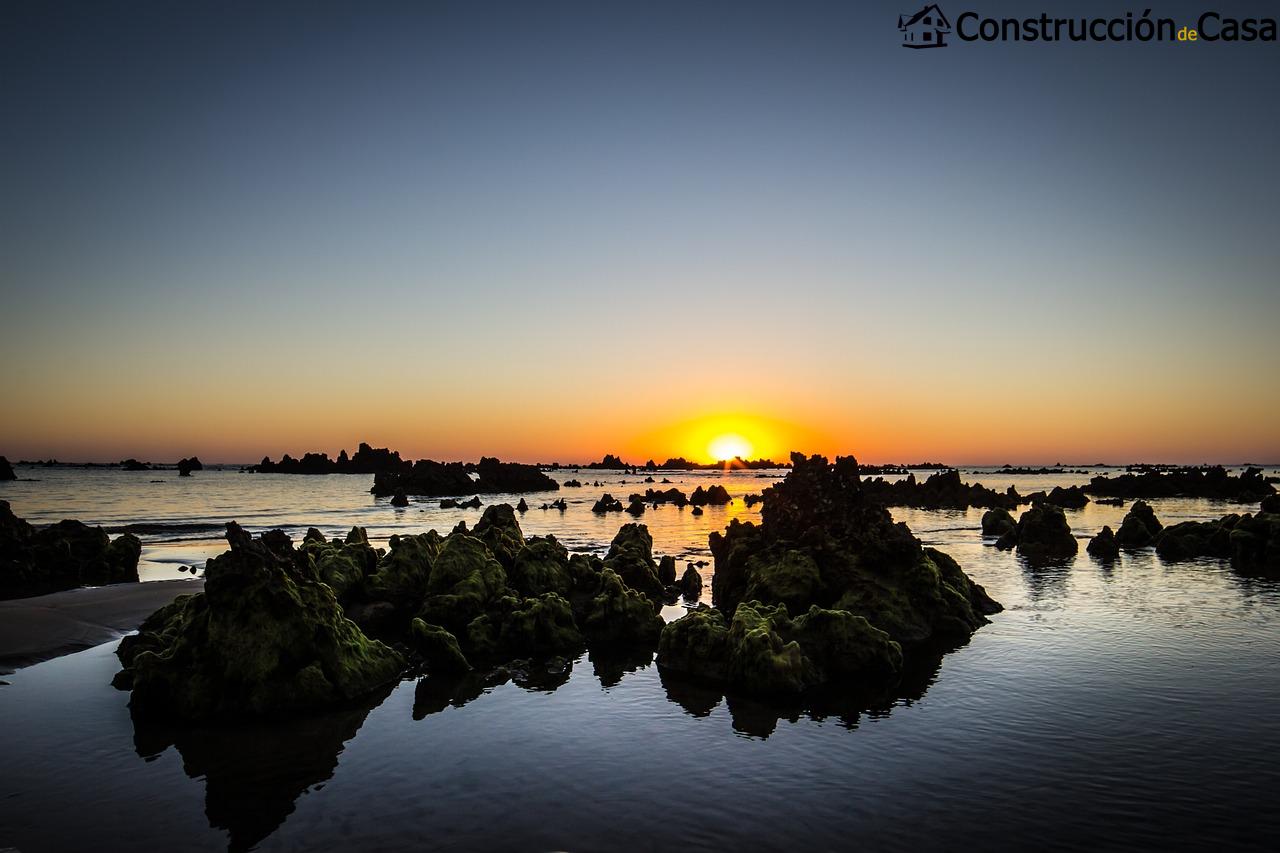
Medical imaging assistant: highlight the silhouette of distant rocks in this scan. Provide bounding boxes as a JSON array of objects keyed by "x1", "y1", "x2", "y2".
[
  {"x1": 253, "y1": 442, "x2": 406, "y2": 475},
  {"x1": 371, "y1": 457, "x2": 557, "y2": 498},
  {"x1": 0, "y1": 457, "x2": 14, "y2": 481},
  {"x1": 1086, "y1": 466, "x2": 1273, "y2": 502},
  {"x1": 861, "y1": 469, "x2": 1021, "y2": 510},
  {"x1": 177, "y1": 456, "x2": 203, "y2": 477}
]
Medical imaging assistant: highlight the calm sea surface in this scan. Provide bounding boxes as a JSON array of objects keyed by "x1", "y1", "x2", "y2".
[{"x1": 2, "y1": 465, "x2": 1279, "y2": 851}]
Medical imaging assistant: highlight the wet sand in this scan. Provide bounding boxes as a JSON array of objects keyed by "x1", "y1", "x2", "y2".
[{"x1": 0, "y1": 579, "x2": 203, "y2": 674}]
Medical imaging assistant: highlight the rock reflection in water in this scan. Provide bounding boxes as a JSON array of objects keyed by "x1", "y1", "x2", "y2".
[
  {"x1": 130, "y1": 685, "x2": 392, "y2": 853},
  {"x1": 659, "y1": 638, "x2": 958, "y2": 739}
]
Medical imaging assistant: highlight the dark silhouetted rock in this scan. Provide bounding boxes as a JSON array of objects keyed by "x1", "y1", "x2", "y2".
[
  {"x1": 1087, "y1": 526, "x2": 1119, "y2": 559},
  {"x1": 177, "y1": 457, "x2": 203, "y2": 477},
  {"x1": 121, "y1": 459, "x2": 150, "y2": 471},
  {"x1": 678, "y1": 564, "x2": 703, "y2": 599},
  {"x1": 860, "y1": 468, "x2": 1021, "y2": 510},
  {"x1": 390, "y1": 491, "x2": 409, "y2": 507},
  {"x1": 1, "y1": 456, "x2": 17, "y2": 481},
  {"x1": 627, "y1": 487, "x2": 688, "y2": 507},
  {"x1": 689, "y1": 485, "x2": 732, "y2": 506},
  {"x1": 592, "y1": 494, "x2": 623, "y2": 513},
  {"x1": 1011, "y1": 504, "x2": 1078, "y2": 563},
  {"x1": 1115, "y1": 500, "x2": 1163, "y2": 548},
  {"x1": 1, "y1": 500, "x2": 141, "y2": 599},
  {"x1": 1087, "y1": 466, "x2": 1273, "y2": 502}
]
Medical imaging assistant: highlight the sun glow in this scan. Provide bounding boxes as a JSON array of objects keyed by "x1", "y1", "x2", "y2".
[{"x1": 708, "y1": 433, "x2": 753, "y2": 463}]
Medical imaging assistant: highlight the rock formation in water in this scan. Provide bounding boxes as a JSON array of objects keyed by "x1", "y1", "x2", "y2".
[
  {"x1": 113, "y1": 522, "x2": 404, "y2": 721},
  {"x1": 860, "y1": 469, "x2": 1022, "y2": 510},
  {"x1": 1086, "y1": 466, "x2": 1274, "y2": 502},
  {"x1": 0, "y1": 500, "x2": 141, "y2": 599},
  {"x1": 0, "y1": 456, "x2": 15, "y2": 481},
  {"x1": 370, "y1": 457, "x2": 557, "y2": 498},
  {"x1": 1115, "y1": 500, "x2": 1163, "y2": 548},
  {"x1": 120, "y1": 458, "x2": 151, "y2": 471},
  {"x1": 1087, "y1": 526, "x2": 1119, "y2": 559},
  {"x1": 1022, "y1": 485, "x2": 1090, "y2": 509},
  {"x1": 390, "y1": 491, "x2": 409, "y2": 507},
  {"x1": 591, "y1": 494, "x2": 623, "y2": 513},
  {"x1": 177, "y1": 456, "x2": 203, "y2": 477},
  {"x1": 1004, "y1": 504, "x2": 1079, "y2": 562},
  {"x1": 657, "y1": 453, "x2": 1001, "y2": 697},
  {"x1": 678, "y1": 564, "x2": 703, "y2": 599},
  {"x1": 627, "y1": 487, "x2": 689, "y2": 507},
  {"x1": 689, "y1": 484, "x2": 732, "y2": 506},
  {"x1": 981, "y1": 508, "x2": 1017, "y2": 538},
  {"x1": 116, "y1": 507, "x2": 675, "y2": 718},
  {"x1": 254, "y1": 442, "x2": 408, "y2": 475}
]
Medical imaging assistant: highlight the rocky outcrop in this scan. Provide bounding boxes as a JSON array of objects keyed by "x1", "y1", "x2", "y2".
[
  {"x1": 121, "y1": 459, "x2": 151, "y2": 471},
  {"x1": 861, "y1": 469, "x2": 1022, "y2": 510},
  {"x1": 1087, "y1": 466, "x2": 1274, "y2": 502},
  {"x1": 981, "y1": 508, "x2": 1017, "y2": 537},
  {"x1": 592, "y1": 494, "x2": 624, "y2": 513},
  {"x1": 1022, "y1": 485, "x2": 1090, "y2": 509},
  {"x1": 254, "y1": 443, "x2": 408, "y2": 475},
  {"x1": 689, "y1": 485, "x2": 732, "y2": 506},
  {"x1": 1007, "y1": 504, "x2": 1078, "y2": 563},
  {"x1": 0, "y1": 456, "x2": 16, "y2": 480},
  {"x1": 1, "y1": 500, "x2": 142, "y2": 599},
  {"x1": 1115, "y1": 500, "x2": 1162, "y2": 548},
  {"x1": 678, "y1": 564, "x2": 703, "y2": 599},
  {"x1": 390, "y1": 491, "x2": 409, "y2": 507},
  {"x1": 627, "y1": 487, "x2": 689, "y2": 507},
  {"x1": 177, "y1": 457, "x2": 203, "y2": 477},
  {"x1": 658, "y1": 453, "x2": 1000, "y2": 696},
  {"x1": 602, "y1": 523, "x2": 665, "y2": 600},
  {"x1": 370, "y1": 457, "x2": 557, "y2": 498},
  {"x1": 114, "y1": 523, "x2": 404, "y2": 721},
  {"x1": 1087, "y1": 526, "x2": 1119, "y2": 559}
]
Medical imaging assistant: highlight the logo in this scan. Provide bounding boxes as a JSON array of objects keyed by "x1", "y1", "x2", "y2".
[{"x1": 899, "y1": 4, "x2": 952, "y2": 48}]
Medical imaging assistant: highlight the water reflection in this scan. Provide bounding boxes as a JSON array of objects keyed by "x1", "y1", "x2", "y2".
[
  {"x1": 659, "y1": 639, "x2": 957, "y2": 739},
  {"x1": 1019, "y1": 555, "x2": 1075, "y2": 602},
  {"x1": 130, "y1": 685, "x2": 392, "y2": 853}
]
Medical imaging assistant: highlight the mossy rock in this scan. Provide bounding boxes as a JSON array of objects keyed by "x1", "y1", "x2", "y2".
[
  {"x1": 725, "y1": 601, "x2": 813, "y2": 694},
  {"x1": 410, "y1": 618, "x2": 471, "y2": 674},
  {"x1": 116, "y1": 524, "x2": 403, "y2": 722},
  {"x1": 367, "y1": 530, "x2": 443, "y2": 607},
  {"x1": 658, "y1": 555, "x2": 677, "y2": 586},
  {"x1": 418, "y1": 534, "x2": 509, "y2": 633},
  {"x1": 473, "y1": 504, "x2": 525, "y2": 568},
  {"x1": 742, "y1": 549, "x2": 821, "y2": 615},
  {"x1": 496, "y1": 592, "x2": 585, "y2": 656},
  {"x1": 657, "y1": 605, "x2": 730, "y2": 681},
  {"x1": 582, "y1": 568, "x2": 663, "y2": 647},
  {"x1": 602, "y1": 523, "x2": 664, "y2": 599},
  {"x1": 2, "y1": 501, "x2": 143, "y2": 597},
  {"x1": 509, "y1": 535, "x2": 573, "y2": 598},
  {"x1": 788, "y1": 605, "x2": 902, "y2": 681},
  {"x1": 300, "y1": 536, "x2": 377, "y2": 603}
]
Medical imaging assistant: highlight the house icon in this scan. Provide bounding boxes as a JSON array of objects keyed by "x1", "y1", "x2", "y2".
[{"x1": 898, "y1": 4, "x2": 952, "y2": 48}]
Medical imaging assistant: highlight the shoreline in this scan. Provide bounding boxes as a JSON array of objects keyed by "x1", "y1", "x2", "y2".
[{"x1": 0, "y1": 579, "x2": 203, "y2": 675}]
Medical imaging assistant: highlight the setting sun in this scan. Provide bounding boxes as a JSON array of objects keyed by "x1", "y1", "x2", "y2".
[{"x1": 708, "y1": 433, "x2": 753, "y2": 462}]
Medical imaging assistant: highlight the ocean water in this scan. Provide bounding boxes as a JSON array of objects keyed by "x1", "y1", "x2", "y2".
[{"x1": 1, "y1": 465, "x2": 1278, "y2": 851}]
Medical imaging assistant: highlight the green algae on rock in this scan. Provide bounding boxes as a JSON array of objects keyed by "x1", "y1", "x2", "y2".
[
  {"x1": 115, "y1": 523, "x2": 404, "y2": 722},
  {"x1": 659, "y1": 454, "x2": 999, "y2": 696}
]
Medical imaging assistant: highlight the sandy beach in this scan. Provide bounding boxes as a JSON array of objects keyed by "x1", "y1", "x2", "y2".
[{"x1": 0, "y1": 579, "x2": 203, "y2": 674}]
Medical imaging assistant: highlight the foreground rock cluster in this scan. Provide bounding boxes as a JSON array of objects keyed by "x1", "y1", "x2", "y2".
[
  {"x1": 658, "y1": 454, "x2": 1001, "y2": 697},
  {"x1": 1, "y1": 500, "x2": 141, "y2": 599},
  {"x1": 114, "y1": 507, "x2": 684, "y2": 721}
]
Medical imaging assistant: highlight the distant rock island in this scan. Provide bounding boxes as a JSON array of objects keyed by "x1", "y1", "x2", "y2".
[
  {"x1": 251, "y1": 442, "x2": 407, "y2": 474},
  {"x1": 1085, "y1": 466, "x2": 1273, "y2": 502}
]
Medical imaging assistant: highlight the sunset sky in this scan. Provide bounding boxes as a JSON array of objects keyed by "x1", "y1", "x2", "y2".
[{"x1": 2, "y1": 1, "x2": 1277, "y2": 465}]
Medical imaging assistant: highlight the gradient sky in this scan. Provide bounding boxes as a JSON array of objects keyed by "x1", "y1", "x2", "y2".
[{"x1": 2, "y1": 0, "x2": 1277, "y2": 464}]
